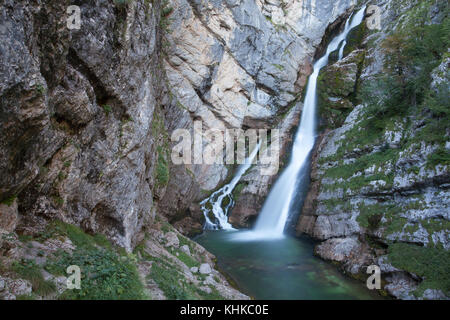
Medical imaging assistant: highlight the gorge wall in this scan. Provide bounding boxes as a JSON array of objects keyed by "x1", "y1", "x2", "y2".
[{"x1": 297, "y1": 0, "x2": 449, "y2": 299}]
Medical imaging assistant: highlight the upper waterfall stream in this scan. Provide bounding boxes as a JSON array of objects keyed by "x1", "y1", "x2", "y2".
[
  {"x1": 252, "y1": 5, "x2": 367, "y2": 238},
  {"x1": 195, "y1": 6, "x2": 380, "y2": 300}
]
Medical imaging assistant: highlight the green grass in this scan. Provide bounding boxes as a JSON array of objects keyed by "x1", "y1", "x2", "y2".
[
  {"x1": 150, "y1": 262, "x2": 223, "y2": 300},
  {"x1": 387, "y1": 243, "x2": 450, "y2": 297},
  {"x1": 150, "y1": 263, "x2": 194, "y2": 299},
  {"x1": 156, "y1": 146, "x2": 169, "y2": 187},
  {"x1": 12, "y1": 260, "x2": 56, "y2": 297}
]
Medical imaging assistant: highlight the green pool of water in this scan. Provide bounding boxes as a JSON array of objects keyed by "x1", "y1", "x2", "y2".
[{"x1": 196, "y1": 230, "x2": 383, "y2": 300}]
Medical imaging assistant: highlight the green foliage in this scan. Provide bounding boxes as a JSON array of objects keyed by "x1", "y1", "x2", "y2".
[
  {"x1": 150, "y1": 263, "x2": 193, "y2": 299},
  {"x1": 232, "y1": 182, "x2": 247, "y2": 201},
  {"x1": 359, "y1": 12, "x2": 449, "y2": 120},
  {"x1": 160, "y1": 0, "x2": 174, "y2": 34},
  {"x1": 102, "y1": 105, "x2": 112, "y2": 115},
  {"x1": 356, "y1": 203, "x2": 389, "y2": 229},
  {"x1": 35, "y1": 83, "x2": 46, "y2": 96},
  {"x1": 388, "y1": 243, "x2": 450, "y2": 297},
  {"x1": 49, "y1": 248, "x2": 146, "y2": 300},
  {"x1": 427, "y1": 146, "x2": 450, "y2": 167},
  {"x1": 168, "y1": 247, "x2": 199, "y2": 269},
  {"x1": 150, "y1": 261, "x2": 223, "y2": 300},
  {"x1": 12, "y1": 260, "x2": 56, "y2": 296},
  {"x1": 53, "y1": 196, "x2": 64, "y2": 207},
  {"x1": 41, "y1": 221, "x2": 146, "y2": 300},
  {"x1": 1, "y1": 195, "x2": 16, "y2": 206},
  {"x1": 156, "y1": 146, "x2": 169, "y2": 187},
  {"x1": 160, "y1": 221, "x2": 171, "y2": 233}
]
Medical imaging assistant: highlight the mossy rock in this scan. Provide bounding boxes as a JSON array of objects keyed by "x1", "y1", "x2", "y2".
[{"x1": 343, "y1": 21, "x2": 368, "y2": 57}]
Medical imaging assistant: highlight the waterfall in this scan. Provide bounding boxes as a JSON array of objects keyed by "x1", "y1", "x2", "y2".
[
  {"x1": 200, "y1": 143, "x2": 260, "y2": 230},
  {"x1": 250, "y1": 6, "x2": 367, "y2": 239},
  {"x1": 338, "y1": 13, "x2": 352, "y2": 60}
]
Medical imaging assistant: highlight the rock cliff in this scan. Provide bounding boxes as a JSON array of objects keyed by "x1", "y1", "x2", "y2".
[{"x1": 0, "y1": 0, "x2": 246, "y2": 300}]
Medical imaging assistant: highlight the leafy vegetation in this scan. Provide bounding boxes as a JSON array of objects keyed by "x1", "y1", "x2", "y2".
[
  {"x1": 150, "y1": 260, "x2": 223, "y2": 300},
  {"x1": 357, "y1": 6, "x2": 449, "y2": 162},
  {"x1": 156, "y1": 146, "x2": 169, "y2": 187},
  {"x1": 48, "y1": 248, "x2": 145, "y2": 300},
  {"x1": 102, "y1": 105, "x2": 112, "y2": 115},
  {"x1": 388, "y1": 243, "x2": 450, "y2": 297},
  {"x1": 41, "y1": 221, "x2": 146, "y2": 300}
]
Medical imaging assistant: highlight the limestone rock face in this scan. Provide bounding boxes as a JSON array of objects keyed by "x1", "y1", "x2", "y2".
[
  {"x1": 162, "y1": 0, "x2": 359, "y2": 229},
  {"x1": 0, "y1": 199, "x2": 18, "y2": 233},
  {"x1": 0, "y1": 0, "x2": 169, "y2": 250},
  {"x1": 314, "y1": 237, "x2": 361, "y2": 263},
  {"x1": 297, "y1": 0, "x2": 450, "y2": 300}
]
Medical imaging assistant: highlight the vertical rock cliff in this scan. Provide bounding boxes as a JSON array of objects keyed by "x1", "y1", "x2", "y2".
[{"x1": 297, "y1": 0, "x2": 449, "y2": 299}]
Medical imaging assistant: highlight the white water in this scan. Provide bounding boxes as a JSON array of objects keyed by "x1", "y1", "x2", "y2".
[
  {"x1": 200, "y1": 143, "x2": 260, "y2": 230},
  {"x1": 247, "y1": 6, "x2": 367, "y2": 240},
  {"x1": 200, "y1": 6, "x2": 366, "y2": 239}
]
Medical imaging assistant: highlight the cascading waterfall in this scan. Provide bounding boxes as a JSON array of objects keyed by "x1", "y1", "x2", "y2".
[
  {"x1": 338, "y1": 13, "x2": 352, "y2": 60},
  {"x1": 250, "y1": 5, "x2": 367, "y2": 239},
  {"x1": 199, "y1": 6, "x2": 366, "y2": 238},
  {"x1": 200, "y1": 143, "x2": 260, "y2": 230}
]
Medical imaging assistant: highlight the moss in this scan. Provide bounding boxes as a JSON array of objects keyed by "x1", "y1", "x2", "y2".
[
  {"x1": 356, "y1": 203, "x2": 394, "y2": 229},
  {"x1": 150, "y1": 263, "x2": 194, "y2": 299},
  {"x1": 387, "y1": 243, "x2": 450, "y2": 297},
  {"x1": 35, "y1": 83, "x2": 46, "y2": 96},
  {"x1": 12, "y1": 260, "x2": 56, "y2": 296},
  {"x1": 177, "y1": 234, "x2": 194, "y2": 252},
  {"x1": 272, "y1": 63, "x2": 284, "y2": 71},
  {"x1": 52, "y1": 196, "x2": 64, "y2": 207}
]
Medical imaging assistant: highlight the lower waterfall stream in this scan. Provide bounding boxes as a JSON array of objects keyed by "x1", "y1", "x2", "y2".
[{"x1": 196, "y1": 6, "x2": 382, "y2": 299}]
